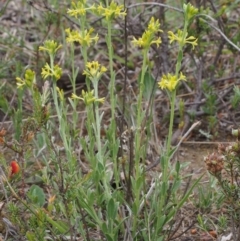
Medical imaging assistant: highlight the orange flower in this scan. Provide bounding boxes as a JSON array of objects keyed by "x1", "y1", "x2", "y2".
[{"x1": 9, "y1": 160, "x2": 20, "y2": 177}]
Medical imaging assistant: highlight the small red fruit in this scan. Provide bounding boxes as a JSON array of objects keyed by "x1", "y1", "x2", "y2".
[{"x1": 9, "y1": 160, "x2": 20, "y2": 177}]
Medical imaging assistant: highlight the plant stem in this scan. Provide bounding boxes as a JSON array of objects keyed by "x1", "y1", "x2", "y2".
[
  {"x1": 92, "y1": 81, "x2": 102, "y2": 163},
  {"x1": 107, "y1": 21, "x2": 116, "y2": 123},
  {"x1": 132, "y1": 48, "x2": 148, "y2": 234},
  {"x1": 135, "y1": 48, "x2": 148, "y2": 173},
  {"x1": 106, "y1": 19, "x2": 120, "y2": 187},
  {"x1": 92, "y1": 79, "x2": 111, "y2": 200},
  {"x1": 166, "y1": 20, "x2": 188, "y2": 157}
]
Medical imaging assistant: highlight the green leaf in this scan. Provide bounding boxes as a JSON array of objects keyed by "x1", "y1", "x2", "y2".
[
  {"x1": 231, "y1": 85, "x2": 240, "y2": 109},
  {"x1": 136, "y1": 176, "x2": 144, "y2": 190},
  {"x1": 160, "y1": 181, "x2": 167, "y2": 197},
  {"x1": 26, "y1": 231, "x2": 36, "y2": 241},
  {"x1": 13, "y1": 108, "x2": 22, "y2": 140},
  {"x1": 105, "y1": 233, "x2": 114, "y2": 241},
  {"x1": 169, "y1": 178, "x2": 182, "y2": 194},
  {"x1": 101, "y1": 222, "x2": 108, "y2": 234},
  {"x1": 107, "y1": 198, "x2": 117, "y2": 220},
  {"x1": 167, "y1": 174, "x2": 204, "y2": 221},
  {"x1": 177, "y1": 50, "x2": 183, "y2": 63},
  {"x1": 175, "y1": 160, "x2": 180, "y2": 173},
  {"x1": 27, "y1": 184, "x2": 45, "y2": 207},
  {"x1": 138, "y1": 70, "x2": 156, "y2": 101},
  {"x1": 45, "y1": 216, "x2": 69, "y2": 234},
  {"x1": 132, "y1": 202, "x2": 138, "y2": 215},
  {"x1": 160, "y1": 155, "x2": 166, "y2": 169},
  {"x1": 0, "y1": 95, "x2": 8, "y2": 114},
  {"x1": 157, "y1": 215, "x2": 166, "y2": 231}
]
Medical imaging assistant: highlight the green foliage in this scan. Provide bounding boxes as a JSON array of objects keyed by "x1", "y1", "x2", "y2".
[
  {"x1": 202, "y1": 81, "x2": 217, "y2": 115},
  {"x1": 0, "y1": 94, "x2": 8, "y2": 115},
  {"x1": 27, "y1": 185, "x2": 45, "y2": 207},
  {"x1": 194, "y1": 180, "x2": 224, "y2": 213},
  {"x1": 139, "y1": 70, "x2": 156, "y2": 101},
  {"x1": 13, "y1": 107, "x2": 23, "y2": 141},
  {"x1": 217, "y1": 214, "x2": 228, "y2": 232},
  {"x1": 197, "y1": 214, "x2": 210, "y2": 231},
  {"x1": 231, "y1": 85, "x2": 240, "y2": 109}
]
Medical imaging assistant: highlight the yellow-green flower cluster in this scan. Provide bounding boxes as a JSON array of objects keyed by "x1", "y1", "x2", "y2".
[
  {"x1": 132, "y1": 17, "x2": 162, "y2": 49},
  {"x1": 65, "y1": 28, "x2": 99, "y2": 47},
  {"x1": 16, "y1": 69, "x2": 36, "y2": 89},
  {"x1": 39, "y1": 40, "x2": 62, "y2": 57},
  {"x1": 168, "y1": 30, "x2": 198, "y2": 49},
  {"x1": 83, "y1": 61, "x2": 107, "y2": 80},
  {"x1": 56, "y1": 87, "x2": 64, "y2": 101},
  {"x1": 97, "y1": 2, "x2": 126, "y2": 21},
  {"x1": 41, "y1": 63, "x2": 62, "y2": 81},
  {"x1": 67, "y1": 1, "x2": 95, "y2": 18},
  {"x1": 158, "y1": 72, "x2": 186, "y2": 92},
  {"x1": 71, "y1": 90, "x2": 105, "y2": 106},
  {"x1": 183, "y1": 3, "x2": 198, "y2": 21}
]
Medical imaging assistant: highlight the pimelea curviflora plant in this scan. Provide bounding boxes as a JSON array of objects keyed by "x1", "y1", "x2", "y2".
[
  {"x1": 137, "y1": 4, "x2": 200, "y2": 240},
  {"x1": 1, "y1": 1, "x2": 206, "y2": 241}
]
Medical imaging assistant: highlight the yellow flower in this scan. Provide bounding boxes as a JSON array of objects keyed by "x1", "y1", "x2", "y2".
[
  {"x1": 97, "y1": 2, "x2": 126, "y2": 21},
  {"x1": 183, "y1": 3, "x2": 198, "y2": 21},
  {"x1": 71, "y1": 90, "x2": 105, "y2": 106},
  {"x1": 16, "y1": 77, "x2": 25, "y2": 89},
  {"x1": 67, "y1": 1, "x2": 96, "y2": 18},
  {"x1": 65, "y1": 28, "x2": 99, "y2": 47},
  {"x1": 148, "y1": 16, "x2": 161, "y2": 33},
  {"x1": 83, "y1": 61, "x2": 107, "y2": 79},
  {"x1": 41, "y1": 63, "x2": 62, "y2": 81},
  {"x1": 159, "y1": 74, "x2": 177, "y2": 91},
  {"x1": 39, "y1": 40, "x2": 62, "y2": 56},
  {"x1": 179, "y1": 72, "x2": 186, "y2": 81},
  {"x1": 132, "y1": 17, "x2": 163, "y2": 49},
  {"x1": 158, "y1": 73, "x2": 186, "y2": 92},
  {"x1": 168, "y1": 30, "x2": 198, "y2": 49},
  {"x1": 132, "y1": 30, "x2": 162, "y2": 49},
  {"x1": 16, "y1": 69, "x2": 36, "y2": 89}
]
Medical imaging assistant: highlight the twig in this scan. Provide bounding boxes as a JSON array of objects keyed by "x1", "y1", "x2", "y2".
[
  {"x1": 173, "y1": 121, "x2": 201, "y2": 155},
  {"x1": 199, "y1": 14, "x2": 240, "y2": 52},
  {"x1": 127, "y1": 2, "x2": 183, "y2": 13},
  {"x1": 145, "y1": 121, "x2": 201, "y2": 172}
]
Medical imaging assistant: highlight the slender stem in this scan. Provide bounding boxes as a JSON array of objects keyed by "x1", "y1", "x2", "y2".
[
  {"x1": 49, "y1": 55, "x2": 60, "y2": 119},
  {"x1": 92, "y1": 81, "x2": 102, "y2": 163},
  {"x1": 166, "y1": 20, "x2": 188, "y2": 156},
  {"x1": 160, "y1": 14, "x2": 190, "y2": 240},
  {"x1": 79, "y1": 17, "x2": 90, "y2": 91},
  {"x1": 92, "y1": 79, "x2": 111, "y2": 200},
  {"x1": 132, "y1": 48, "x2": 148, "y2": 234},
  {"x1": 107, "y1": 21, "x2": 116, "y2": 122},
  {"x1": 67, "y1": 44, "x2": 78, "y2": 132},
  {"x1": 135, "y1": 48, "x2": 148, "y2": 171},
  {"x1": 166, "y1": 90, "x2": 176, "y2": 156},
  {"x1": 106, "y1": 20, "x2": 120, "y2": 188}
]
